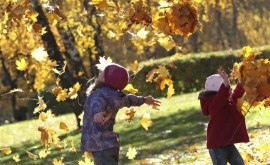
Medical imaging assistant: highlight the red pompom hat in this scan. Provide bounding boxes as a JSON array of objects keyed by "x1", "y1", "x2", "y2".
[{"x1": 104, "y1": 64, "x2": 129, "y2": 90}]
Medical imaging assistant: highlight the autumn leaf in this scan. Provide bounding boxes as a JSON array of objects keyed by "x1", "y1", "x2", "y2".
[
  {"x1": 26, "y1": 11, "x2": 39, "y2": 22},
  {"x1": 126, "y1": 147, "x2": 137, "y2": 159},
  {"x1": 78, "y1": 111, "x2": 84, "y2": 126},
  {"x1": 168, "y1": 62, "x2": 177, "y2": 69},
  {"x1": 39, "y1": 110, "x2": 55, "y2": 122},
  {"x1": 31, "y1": 47, "x2": 49, "y2": 62},
  {"x1": 53, "y1": 157, "x2": 64, "y2": 165},
  {"x1": 33, "y1": 23, "x2": 43, "y2": 34},
  {"x1": 13, "y1": 154, "x2": 20, "y2": 162},
  {"x1": 16, "y1": 58, "x2": 27, "y2": 71},
  {"x1": 1, "y1": 148, "x2": 11, "y2": 154},
  {"x1": 146, "y1": 68, "x2": 158, "y2": 82},
  {"x1": 60, "y1": 122, "x2": 69, "y2": 133},
  {"x1": 83, "y1": 151, "x2": 93, "y2": 158},
  {"x1": 27, "y1": 151, "x2": 38, "y2": 160},
  {"x1": 68, "y1": 82, "x2": 81, "y2": 99},
  {"x1": 1, "y1": 88, "x2": 23, "y2": 96},
  {"x1": 53, "y1": 5, "x2": 67, "y2": 20},
  {"x1": 33, "y1": 96, "x2": 47, "y2": 114},
  {"x1": 78, "y1": 157, "x2": 94, "y2": 165},
  {"x1": 38, "y1": 126, "x2": 49, "y2": 147},
  {"x1": 39, "y1": 149, "x2": 51, "y2": 158},
  {"x1": 124, "y1": 84, "x2": 139, "y2": 94},
  {"x1": 69, "y1": 140, "x2": 77, "y2": 152},
  {"x1": 96, "y1": 56, "x2": 112, "y2": 70},
  {"x1": 167, "y1": 85, "x2": 175, "y2": 99},
  {"x1": 125, "y1": 108, "x2": 136, "y2": 123},
  {"x1": 56, "y1": 88, "x2": 68, "y2": 102},
  {"x1": 90, "y1": 0, "x2": 115, "y2": 9},
  {"x1": 46, "y1": 13, "x2": 61, "y2": 24},
  {"x1": 101, "y1": 112, "x2": 113, "y2": 126},
  {"x1": 157, "y1": 65, "x2": 170, "y2": 77},
  {"x1": 140, "y1": 114, "x2": 153, "y2": 131},
  {"x1": 129, "y1": 60, "x2": 141, "y2": 74},
  {"x1": 52, "y1": 87, "x2": 62, "y2": 95},
  {"x1": 78, "y1": 71, "x2": 84, "y2": 76},
  {"x1": 137, "y1": 27, "x2": 148, "y2": 39}
]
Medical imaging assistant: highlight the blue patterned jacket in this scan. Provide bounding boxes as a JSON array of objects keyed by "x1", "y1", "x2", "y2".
[{"x1": 80, "y1": 87, "x2": 145, "y2": 151}]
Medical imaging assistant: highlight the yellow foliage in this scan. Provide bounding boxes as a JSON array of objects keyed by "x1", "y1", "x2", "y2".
[
  {"x1": 124, "y1": 84, "x2": 139, "y2": 94},
  {"x1": 125, "y1": 108, "x2": 136, "y2": 123},
  {"x1": 33, "y1": 96, "x2": 47, "y2": 114},
  {"x1": 60, "y1": 122, "x2": 69, "y2": 133},
  {"x1": 16, "y1": 58, "x2": 27, "y2": 71},
  {"x1": 140, "y1": 114, "x2": 153, "y2": 131},
  {"x1": 53, "y1": 157, "x2": 64, "y2": 165},
  {"x1": 1, "y1": 148, "x2": 12, "y2": 154},
  {"x1": 27, "y1": 151, "x2": 38, "y2": 160},
  {"x1": 126, "y1": 147, "x2": 137, "y2": 159},
  {"x1": 12, "y1": 154, "x2": 20, "y2": 162}
]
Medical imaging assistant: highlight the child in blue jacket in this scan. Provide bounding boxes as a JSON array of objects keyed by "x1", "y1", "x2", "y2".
[{"x1": 80, "y1": 64, "x2": 160, "y2": 165}]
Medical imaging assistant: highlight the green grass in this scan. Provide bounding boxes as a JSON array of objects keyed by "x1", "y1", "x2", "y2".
[{"x1": 1, "y1": 91, "x2": 270, "y2": 164}]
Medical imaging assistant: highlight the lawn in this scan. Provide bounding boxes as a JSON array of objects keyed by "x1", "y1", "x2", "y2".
[{"x1": 0, "y1": 90, "x2": 270, "y2": 164}]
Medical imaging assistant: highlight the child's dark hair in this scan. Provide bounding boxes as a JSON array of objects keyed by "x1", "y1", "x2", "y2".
[{"x1": 198, "y1": 91, "x2": 217, "y2": 99}]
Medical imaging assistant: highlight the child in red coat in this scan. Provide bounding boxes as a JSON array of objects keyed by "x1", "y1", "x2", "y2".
[{"x1": 198, "y1": 69, "x2": 249, "y2": 165}]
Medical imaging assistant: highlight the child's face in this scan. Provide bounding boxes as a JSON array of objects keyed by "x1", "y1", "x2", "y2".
[{"x1": 96, "y1": 70, "x2": 105, "y2": 83}]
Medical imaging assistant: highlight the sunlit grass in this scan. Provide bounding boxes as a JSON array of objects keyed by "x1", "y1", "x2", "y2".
[{"x1": 0, "y1": 91, "x2": 270, "y2": 164}]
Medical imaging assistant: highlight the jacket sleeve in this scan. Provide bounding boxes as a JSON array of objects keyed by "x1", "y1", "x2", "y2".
[
  {"x1": 211, "y1": 83, "x2": 230, "y2": 110},
  {"x1": 121, "y1": 94, "x2": 145, "y2": 108},
  {"x1": 231, "y1": 82, "x2": 245, "y2": 103},
  {"x1": 84, "y1": 93, "x2": 107, "y2": 119}
]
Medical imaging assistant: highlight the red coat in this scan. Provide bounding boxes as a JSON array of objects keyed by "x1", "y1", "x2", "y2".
[{"x1": 200, "y1": 83, "x2": 249, "y2": 149}]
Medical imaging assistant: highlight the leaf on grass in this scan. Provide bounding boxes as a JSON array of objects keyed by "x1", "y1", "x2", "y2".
[
  {"x1": 125, "y1": 108, "x2": 136, "y2": 123},
  {"x1": 78, "y1": 157, "x2": 94, "y2": 165},
  {"x1": 126, "y1": 147, "x2": 137, "y2": 159},
  {"x1": 16, "y1": 58, "x2": 27, "y2": 71},
  {"x1": 1, "y1": 148, "x2": 11, "y2": 154},
  {"x1": 140, "y1": 114, "x2": 153, "y2": 131},
  {"x1": 60, "y1": 122, "x2": 69, "y2": 133},
  {"x1": 69, "y1": 140, "x2": 76, "y2": 152},
  {"x1": 27, "y1": 151, "x2": 38, "y2": 160},
  {"x1": 96, "y1": 56, "x2": 112, "y2": 71},
  {"x1": 53, "y1": 157, "x2": 64, "y2": 165},
  {"x1": 124, "y1": 84, "x2": 138, "y2": 94},
  {"x1": 13, "y1": 154, "x2": 20, "y2": 162}
]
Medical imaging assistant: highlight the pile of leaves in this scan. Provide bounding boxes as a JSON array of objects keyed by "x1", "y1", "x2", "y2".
[{"x1": 231, "y1": 46, "x2": 270, "y2": 110}]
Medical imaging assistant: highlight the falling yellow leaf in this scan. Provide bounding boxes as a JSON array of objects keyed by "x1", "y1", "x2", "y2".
[
  {"x1": 68, "y1": 82, "x2": 81, "y2": 99},
  {"x1": 53, "y1": 157, "x2": 64, "y2": 165},
  {"x1": 56, "y1": 89, "x2": 68, "y2": 102},
  {"x1": 46, "y1": 13, "x2": 61, "y2": 24},
  {"x1": 78, "y1": 71, "x2": 84, "y2": 76},
  {"x1": 137, "y1": 27, "x2": 148, "y2": 39},
  {"x1": 126, "y1": 147, "x2": 137, "y2": 159},
  {"x1": 78, "y1": 111, "x2": 84, "y2": 126},
  {"x1": 96, "y1": 56, "x2": 112, "y2": 70},
  {"x1": 27, "y1": 11, "x2": 39, "y2": 22},
  {"x1": 13, "y1": 154, "x2": 20, "y2": 162},
  {"x1": 158, "y1": 37, "x2": 176, "y2": 51},
  {"x1": 31, "y1": 47, "x2": 49, "y2": 62},
  {"x1": 60, "y1": 122, "x2": 69, "y2": 133},
  {"x1": 16, "y1": 58, "x2": 27, "y2": 71},
  {"x1": 124, "y1": 84, "x2": 139, "y2": 94},
  {"x1": 1, "y1": 88, "x2": 23, "y2": 96},
  {"x1": 27, "y1": 151, "x2": 38, "y2": 160},
  {"x1": 34, "y1": 96, "x2": 47, "y2": 114},
  {"x1": 129, "y1": 60, "x2": 140, "y2": 74},
  {"x1": 1, "y1": 148, "x2": 11, "y2": 154},
  {"x1": 38, "y1": 126, "x2": 49, "y2": 147},
  {"x1": 78, "y1": 157, "x2": 94, "y2": 165},
  {"x1": 39, "y1": 110, "x2": 55, "y2": 122},
  {"x1": 52, "y1": 87, "x2": 62, "y2": 95},
  {"x1": 140, "y1": 114, "x2": 153, "y2": 131},
  {"x1": 157, "y1": 65, "x2": 170, "y2": 77},
  {"x1": 69, "y1": 140, "x2": 77, "y2": 152},
  {"x1": 167, "y1": 85, "x2": 175, "y2": 99},
  {"x1": 146, "y1": 68, "x2": 158, "y2": 83},
  {"x1": 125, "y1": 108, "x2": 136, "y2": 123}
]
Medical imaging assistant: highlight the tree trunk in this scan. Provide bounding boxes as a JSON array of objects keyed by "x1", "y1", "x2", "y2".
[
  {"x1": 0, "y1": 56, "x2": 17, "y2": 121},
  {"x1": 32, "y1": 0, "x2": 83, "y2": 128},
  {"x1": 215, "y1": 0, "x2": 226, "y2": 50},
  {"x1": 83, "y1": 0, "x2": 104, "y2": 76},
  {"x1": 231, "y1": 0, "x2": 239, "y2": 49}
]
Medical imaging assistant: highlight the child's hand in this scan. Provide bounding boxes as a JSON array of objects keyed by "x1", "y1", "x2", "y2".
[
  {"x1": 93, "y1": 112, "x2": 107, "y2": 124},
  {"x1": 218, "y1": 69, "x2": 230, "y2": 87},
  {"x1": 144, "y1": 96, "x2": 161, "y2": 106}
]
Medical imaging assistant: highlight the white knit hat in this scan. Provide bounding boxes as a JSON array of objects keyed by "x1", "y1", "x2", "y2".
[{"x1": 205, "y1": 74, "x2": 224, "y2": 91}]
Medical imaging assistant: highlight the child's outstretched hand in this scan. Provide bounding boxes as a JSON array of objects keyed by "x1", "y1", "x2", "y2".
[
  {"x1": 218, "y1": 69, "x2": 230, "y2": 87},
  {"x1": 144, "y1": 96, "x2": 161, "y2": 106},
  {"x1": 93, "y1": 112, "x2": 107, "y2": 124}
]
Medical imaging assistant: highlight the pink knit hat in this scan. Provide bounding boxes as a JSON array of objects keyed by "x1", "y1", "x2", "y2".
[
  {"x1": 205, "y1": 74, "x2": 224, "y2": 91},
  {"x1": 104, "y1": 64, "x2": 129, "y2": 90}
]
